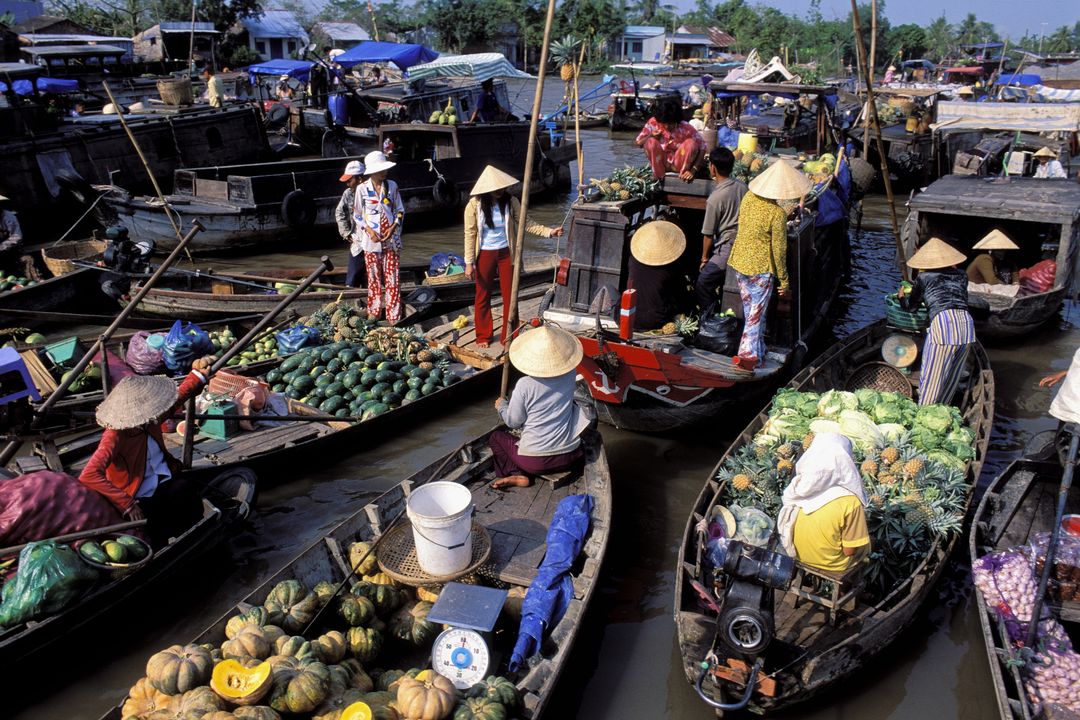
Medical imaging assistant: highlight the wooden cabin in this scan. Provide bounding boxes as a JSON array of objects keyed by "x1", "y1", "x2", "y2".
[{"x1": 847, "y1": 87, "x2": 943, "y2": 188}]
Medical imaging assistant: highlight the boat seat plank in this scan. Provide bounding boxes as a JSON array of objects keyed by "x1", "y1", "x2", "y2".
[{"x1": 985, "y1": 469, "x2": 1038, "y2": 545}]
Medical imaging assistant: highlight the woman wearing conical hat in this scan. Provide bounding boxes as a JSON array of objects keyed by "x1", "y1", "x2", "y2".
[
  {"x1": 727, "y1": 159, "x2": 811, "y2": 369},
  {"x1": 627, "y1": 220, "x2": 689, "y2": 331},
  {"x1": 899, "y1": 237, "x2": 975, "y2": 406},
  {"x1": 463, "y1": 166, "x2": 563, "y2": 348},
  {"x1": 966, "y1": 229, "x2": 1019, "y2": 286},
  {"x1": 1033, "y1": 146, "x2": 1067, "y2": 179},
  {"x1": 79, "y1": 357, "x2": 215, "y2": 545},
  {"x1": 490, "y1": 324, "x2": 590, "y2": 489}
]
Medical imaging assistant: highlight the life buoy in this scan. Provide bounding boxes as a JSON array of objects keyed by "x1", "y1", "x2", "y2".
[
  {"x1": 281, "y1": 189, "x2": 316, "y2": 230},
  {"x1": 538, "y1": 158, "x2": 558, "y2": 190},
  {"x1": 432, "y1": 177, "x2": 459, "y2": 207},
  {"x1": 54, "y1": 169, "x2": 95, "y2": 205}
]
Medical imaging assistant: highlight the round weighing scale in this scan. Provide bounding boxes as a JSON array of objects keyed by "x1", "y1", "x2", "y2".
[
  {"x1": 431, "y1": 628, "x2": 491, "y2": 689},
  {"x1": 881, "y1": 333, "x2": 918, "y2": 368},
  {"x1": 427, "y1": 582, "x2": 509, "y2": 690}
]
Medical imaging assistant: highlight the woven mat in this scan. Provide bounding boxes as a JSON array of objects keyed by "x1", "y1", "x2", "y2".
[{"x1": 377, "y1": 521, "x2": 492, "y2": 587}]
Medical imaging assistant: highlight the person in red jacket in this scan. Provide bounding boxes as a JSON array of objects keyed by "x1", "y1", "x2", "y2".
[{"x1": 79, "y1": 358, "x2": 213, "y2": 545}]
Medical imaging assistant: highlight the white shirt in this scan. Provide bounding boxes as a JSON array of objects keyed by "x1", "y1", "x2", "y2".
[
  {"x1": 479, "y1": 203, "x2": 509, "y2": 251},
  {"x1": 1035, "y1": 159, "x2": 1067, "y2": 179},
  {"x1": 136, "y1": 436, "x2": 172, "y2": 498}
]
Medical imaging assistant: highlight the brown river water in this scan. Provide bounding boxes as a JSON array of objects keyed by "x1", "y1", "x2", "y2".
[{"x1": 13, "y1": 77, "x2": 1080, "y2": 719}]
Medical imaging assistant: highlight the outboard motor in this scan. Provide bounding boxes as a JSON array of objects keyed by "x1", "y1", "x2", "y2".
[
  {"x1": 707, "y1": 539, "x2": 795, "y2": 657},
  {"x1": 99, "y1": 226, "x2": 154, "y2": 300}
]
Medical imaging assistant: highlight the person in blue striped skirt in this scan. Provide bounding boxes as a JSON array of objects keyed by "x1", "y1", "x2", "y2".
[{"x1": 899, "y1": 238, "x2": 976, "y2": 406}]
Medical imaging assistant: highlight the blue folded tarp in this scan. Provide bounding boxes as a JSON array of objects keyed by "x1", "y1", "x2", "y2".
[
  {"x1": 334, "y1": 41, "x2": 438, "y2": 71},
  {"x1": 0, "y1": 76, "x2": 79, "y2": 95},
  {"x1": 509, "y1": 493, "x2": 594, "y2": 672},
  {"x1": 248, "y1": 59, "x2": 314, "y2": 84},
  {"x1": 996, "y1": 73, "x2": 1042, "y2": 87}
]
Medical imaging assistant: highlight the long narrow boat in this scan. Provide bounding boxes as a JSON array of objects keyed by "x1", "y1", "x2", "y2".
[
  {"x1": 674, "y1": 320, "x2": 994, "y2": 712},
  {"x1": 0, "y1": 467, "x2": 255, "y2": 671},
  {"x1": 904, "y1": 175, "x2": 1080, "y2": 339},
  {"x1": 99, "y1": 427, "x2": 611, "y2": 719},
  {"x1": 969, "y1": 446, "x2": 1080, "y2": 719},
  {"x1": 0, "y1": 267, "x2": 118, "y2": 327},
  {"x1": 125, "y1": 257, "x2": 556, "y2": 322}
]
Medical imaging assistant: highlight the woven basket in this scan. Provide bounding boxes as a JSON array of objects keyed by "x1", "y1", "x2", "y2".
[
  {"x1": 423, "y1": 271, "x2": 466, "y2": 286},
  {"x1": 157, "y1": 77, "x2": 194, "y2": 106},
  {"x1": 884, "y1": 294, "x2": 928, "y2": 332},
  {"x1": 41, "y1": 239, "x2": 107, "y2": 277},
  {"x1": 845, "y1": 361, "x2": 912, "y2": 397}
]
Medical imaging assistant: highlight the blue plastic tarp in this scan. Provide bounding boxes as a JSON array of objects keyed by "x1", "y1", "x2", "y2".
[
  {"x1": 0, "y1": 76, "x2": 79, "y2": 95},
  {"x1": 334, "y1": 41, "x2": 438, "y2": 71},
  {"x1": 248, "y1": 59, "x2": 314, "y2": 84},
  {"x1": 996, "y1": 73, "x2": 1042, "y2": 87},
  {"x1": 509, "y1": 493, "x2": 594, "y2": 672},
  {"x1": 814, "y1": 188, "x2": 845, "y2": 227}
]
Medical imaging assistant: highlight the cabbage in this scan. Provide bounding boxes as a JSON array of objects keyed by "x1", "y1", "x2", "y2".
[
  {"x1": 809, "y1": 418, "x2": 842, "y2": 436},
  {"x1": 796, "y1": 395, "x2": 821, "y2": 418},
  {"x1": 909, "y1": 426, "x2": 943, "y2": 451},
  {"x1": 764, "y1": 409, "x2": 810, "y2": 441},
  {"x1": 854, "y1": 388, "x2": 880, "y2": 412},
  {"x1": 771, "y1": 388, "x2": 804, "y2": 412},
  {"x1": 872, "y1": 400, "x2": 904, "y2": 424},
  {"x1": 943, "y1": 429, "x2": 976, "y2": 461},
  {"x1": 949, "y1": 426, "x2": 975, "y2": 446},
  {"x1": 877, "y1": 423, "x2": 907, "y2": 444},
  {"x1": 915, "y1": 405, "x2": 953, "y2": 434},
  {"x1": 926, "y1": 449, "x2": 966, "y2": 472},
  {"x1": 838, "y1": 409, "x2": 884, "y2": 451},
  {"x1": 818, "y1": 389, "x2": 859, "y2": 418}
]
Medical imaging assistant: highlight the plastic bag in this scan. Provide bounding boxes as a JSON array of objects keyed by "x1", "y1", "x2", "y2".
[
  {"x1": 428, "y1": 253, "x2": 466, "y2": 277},
  {"x1": 162, "y1": 320, "x2": 213, "y2": 374},
  {"x1": 1019, "y1": 259, "x2": 1057, "y2": 296},
  {"x1": 126, "y1": 331, "x2": 165, "y2": 375},
  {"x1": 731, "y1": 505, "x2": 775, "y2": 547},
  {"x1": 696, "y1": 303, "x2": 740, "y2": 354},
  {"x1": 0, "y1": 540, "x2": 98, "y2": 627},
  {"x1": 275, "y1": 325, "x2": 320, "y2": 355},
  {"x1": 0, "y1": 470, "x2": 126, "y2": 547}
]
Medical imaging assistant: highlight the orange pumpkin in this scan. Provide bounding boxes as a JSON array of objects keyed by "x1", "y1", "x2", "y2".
[{"x1": 394, "y1": 674, "x2": 455, "y2": 720}]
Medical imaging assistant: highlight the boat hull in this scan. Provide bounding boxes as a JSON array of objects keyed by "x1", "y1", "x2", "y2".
[
  {"x1": 0, "y1": 268, "x2": 118, "y2": 327},
  {"x1": 970, "y1": 287, "x2": 1066, "y2": 339}
]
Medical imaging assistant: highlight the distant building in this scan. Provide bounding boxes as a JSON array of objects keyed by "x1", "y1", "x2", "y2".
[
  {"x1": 310, "y1": 21, "x2": 369, "y2": 50},
  {"x1": 240, "y1": 10, "x2": 308, "y2": 61},
  {"x1": 133, "y1": 22, "x2": 220, "y2": 64},
  {"x1": 0, "y1": 0, "x2": 42, "y2": 25},
  {"x1": 12, "y1": 15, "x2": 90, "y2": 35},
  {"x1": 617, "y1": 26, "x2": 666, "y2": 62},
  {"x1": 670, "y1": 25, "x2": 736, "y2": 59}
]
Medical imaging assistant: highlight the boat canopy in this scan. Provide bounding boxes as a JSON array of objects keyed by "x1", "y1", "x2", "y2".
[
  {"x1": 0, "y1": 75, "x2": 79, "y2": 94},
  {"x1": 407, "y1": 53, "x2": 530, "y2": 81},
  {"x1": 996, "y1": 73, "x2": 1042, "y2": 87},
  {"x1": 248, "y1": 58, "x2": 314, "y2": 83},
  {"x1": 610, "y1": 62, "x2": 672, "y2": 75},
  {"x1": 932, "y1": 100, "x2": 1080, "y2": 133},
  {"x1": 335, "y1": 41, "x2": 438, "y2": 71}
]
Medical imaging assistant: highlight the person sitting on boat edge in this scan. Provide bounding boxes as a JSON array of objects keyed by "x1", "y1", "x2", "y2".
[
  {"x1": 357, "y1": 151, "x2": 405, "y2": 323},
  {"x1": 899, "y1": 238, "x2": 975, "y2": 406},
  {"x1": 335, "y1": 159, "x2": 367, "y2": 289},
  {"x1": 490, "y1": 325, "x2": 590, "y2": 490},
  {"x1": 627, "y1": 220, "x2": 689, "y2": 332},
  {"x1": 777, "y1": 433, "x2": 871, "y2": 573},
  {"x1": 0, "y1": 195, "x2": 24, "y2": 275},
  {"x1": 1033, "y1": 147, "x2": 1067, "y2": 179},
  {"x1": 728, "y1": 159, "x2": 810, "y2": 370},
  {"x1": 696, "y1": 147, "x2": 748, "y2": 313},
  {"x1": 78, "y1": 357, "x2": 215, "y2": 546},
  {"x1": 463, "y1": 165, "x2": 563, "y2": 349},
  {"x1": 635, "y1": 98, "x2": 706, "y2": 182},
  {"x1": 966, "y1": 229, "x2": 1019, "y2": 286}
]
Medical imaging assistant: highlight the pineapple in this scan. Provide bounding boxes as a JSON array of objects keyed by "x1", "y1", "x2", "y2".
[
  {"x1": 754, "y1": 444, "x2": 770, "y2": 459},
  {"x1": 888, "y1": 460, "x2": 904, "y2": 477},
  {"x1": 869, "y1": 493, "x2": 885, "y2": 508},
  {"x1": 749, "y1": 158, "x2": 764, "y2": 173},
  {"x1": 904, "y1": 503, "x2": 933, "y2": 527},
  {"x1": 777, "y1": 458, "x2": 794, "y2": 475},
  {"x1": 777, "y1": 443, "x2": 796, "y2": 459},
  {"x1": 878, "y1": 472, "x2": 897, "y2": 486},
  {"x1": 619, "y1": 190, "x2": 631, "y2": 200},
  {"x1": 860, "y1": 459, "x2": 879, "y2": 477},
  {"x1": 880, "y1": 447, "x2": 900, "y2": 465},
  {"x1": 549, "y1": 35, "x2": 582, "y2": 83},
  {"x1": 731, "y1": 474, "x2": 753, "y2": 491},
  {"x1": 733, "y1": 148, "x2": 744, "y2": 161},
  {"x1": 902, "y1": 457, "x2": 925, "y2": 479},
  {"x1": 802, "y1": 432, "x2": 815, "y2": 450},
  {"x1": 674, "y1": 314, "x2": 700, "y2": 336},
  {"x1": 609, "y1": 182, "x2": 622, "y2": 191},
  {"x1": 660, "y1": 321, "x2": 677, "y2": 335}
]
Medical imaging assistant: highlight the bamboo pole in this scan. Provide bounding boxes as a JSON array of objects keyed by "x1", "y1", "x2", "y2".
[
  {"x1": 499, "y1": 0, "x2": 559, "y2": 399},
  {"x1": 849, "y1": 0, "x2": 906, "y2": 281},
  {"x1": 862, "y1": 0, "x2": 877, "y2": 156},
  {"x1": 574, "y1": 39, "x2": 587, "y2": 199}
]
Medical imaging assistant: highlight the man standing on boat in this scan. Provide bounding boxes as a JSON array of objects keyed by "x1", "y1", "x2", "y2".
[
  {"x1": 0, "y1": 195, "x2": 29, "y2": 277},
  {"x1": 1033, "y1": 147, "x2": 1067, "y2": 179},
  {"x1": 696, "y1": 147, "x2": 747, "y2": 312},
  {"x1": 336, "y1": 160, "x2": 367, "y2": 288},
  {"x1": 470, "y1": 79, "x2": 510, "y2": 123},
  {"x1": 202, "y1": 67, "x2": 223, "y2": 108}
]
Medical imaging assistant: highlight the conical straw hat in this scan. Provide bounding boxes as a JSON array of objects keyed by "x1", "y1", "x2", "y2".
[
  {"x1": 96, "y1": 375, "x2": 178, "y2": 430},
  {"x1": 630, "y1": 220, "x2": 686, "y2": 266},
  {"x1": 907, "y1": 237, "x2": 966, "y2": 270},
  {"x1": 1034, "y1": 146, "x2": 1057, "y2": 159},
  {"x1": 471, "y1": 165, "x2": 519, "y2": 196},
  {"x1": 748, "y1": 158, "x2": 812, "y2": 200},
  {"x1": 973, "y1": 229, "x2": 1019, "y2": 251},
  {"x1": 508, "y1": 325, "x2": 583, "y2": 378}
]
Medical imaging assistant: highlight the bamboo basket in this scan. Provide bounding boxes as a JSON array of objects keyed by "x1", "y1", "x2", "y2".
[
  {"x1": 157, "y1": 77, "x2": 194, "y2": 106},
  {"x1": 423, "y1": 271, "x2": 466, "y2": 286},
  {"x1": 41, "y1": 239, "x2": 106, "y2": 277}
]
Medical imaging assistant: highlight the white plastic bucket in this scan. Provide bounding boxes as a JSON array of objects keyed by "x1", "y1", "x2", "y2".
[{"x1": 406, "y1": 481, "x2": 474, "y2": 575}]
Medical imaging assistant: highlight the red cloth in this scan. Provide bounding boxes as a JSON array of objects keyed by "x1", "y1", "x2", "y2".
[
  {"x1": 1019, "y1": 259, "x2": 1057, "y2": 295},
  {"x1": 78, "y1": 372, "x2": 205, "y2": 512},
  {"x1": 636, "y1": 118, "x2": 706, "y2": 179},
  {"x1": 474, "y1": 247, "x2": 514, "y2": 345},
  {"x1": 0, "y1": 471, "x2": 125, "y2": 548}
]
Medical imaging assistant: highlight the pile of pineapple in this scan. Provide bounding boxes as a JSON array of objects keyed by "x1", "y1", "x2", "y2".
[
  {"x1": 731, "y1": 151, "x2": 770, "y2": 184},
  {"x1": 300, "y1": 301, "x2": 375, "y2": 343},
  {"x1": 587, "y1": 165, "x2": 662, "y2": 203}
]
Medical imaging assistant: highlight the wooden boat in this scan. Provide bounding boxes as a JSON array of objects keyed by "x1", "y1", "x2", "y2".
[
  {"x1": 97, "y1": 426, "x2": 610, "y2": 720},
  {"x1": 551, "y1": 111, "x2": 608, "y2": 129},
  {"x1": 969, "y1": 445, "x2": 1080, "y2": 720},
  {"x1": 846, "y1": 88, "x2": 943, "y2": 190},
  {"x1": 674, "y1": 320, "x2": 994, "y2": 713},
  {"x1": 904, "y1": 175, "x2": 1080, "y2": 339},
  {"x1": 541, "y1": 150, "x2": 851, "y2": 432},
  {"x1": 0, "y1": 466, "x2": 255, "y2": 671},
  {"x1": 707, "y1": 81, "x2": 841, "y2": 156},
  {"x1": 608, "y1": 86, "x2": 685, "y2": 131},
  {"x1": 124, "y1": 257, "x2": 556, "y2": 321},
  {"x1": 0, "y1": 267, "x2": 119, "y2": 327}
]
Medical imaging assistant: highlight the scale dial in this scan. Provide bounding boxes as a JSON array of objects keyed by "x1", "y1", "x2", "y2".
[{"x1": 431, "y1": 628, "x2": 490, "y2": 690}]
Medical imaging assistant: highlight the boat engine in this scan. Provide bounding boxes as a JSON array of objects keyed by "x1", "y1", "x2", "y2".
[
  {"x1": 708, "y1": 539, "x2": 795, "y2": 658},
  {"x1": 99, "y1": 226, "x2": 155, "y2": 301}
]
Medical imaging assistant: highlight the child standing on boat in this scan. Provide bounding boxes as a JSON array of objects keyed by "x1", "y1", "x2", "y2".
[
  {"x1": 335, "y1": 160, "x2": 367, "y2": 288},
  {"x1": 356, "y1": 151, "x2": 404, "y2": 323}
]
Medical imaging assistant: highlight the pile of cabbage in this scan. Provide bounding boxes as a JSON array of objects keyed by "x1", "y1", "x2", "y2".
[
  {"x1": 973, "y1": 535, "x2": 1080, "y2": 714},
  {"x1": 756, "y1": 388, "x2": 975, "y2": 468}
]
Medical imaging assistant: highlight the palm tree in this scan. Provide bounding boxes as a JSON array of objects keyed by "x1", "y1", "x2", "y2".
[{"x1": 925, "y1": 15, "x2": 952, "y2": 62}]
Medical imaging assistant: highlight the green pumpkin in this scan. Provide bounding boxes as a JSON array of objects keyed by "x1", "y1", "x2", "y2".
[
  {"x1": 233, "y1": 707, "x2": 281, "y2": 720},
  {"x1": 351, "y1": 581, "x2": 401, "y2": 617},
  {"x1": 335, "y1": 658, "x2": 374, "y2": 692},
  {"x1": 337, "y1": 594, "x2": 375, "y2": 627},
  {"x1": 225, "y1": 606, "x2": 270, "y2": 639},
  {"x1": 467, "y1": 676, "x2": 520, "y2": 710},
  {"x1": 264, "y1": 580, "x2": 320, "y2": 633},
  {"x1": 312, "y1": 687, "x2": 366, "y2": 720},
  {"x1": 312, "y1": 580, "x2": 337, "y2": 606},
  {"x1": 268, "y1": 657, "x2": 331, "y2": 714},
  {"x1": 388, "y1": 601, "x2": 438, "y2": 647},
  {"x1": 345, "y1": 626, "x2": 383, "y2": 663},
  {"x1": 275, "y1": 634, "x2": 317, "y2": 661},
  {"x1": 454, "y1": 697, "x2": 507, "y2": 720},
  {"x1": 312, "y1": 630, "x2": 348, "y2": 664},
  {"x1": 145, "y1": 644, "x2": 214, "y2": 695}
]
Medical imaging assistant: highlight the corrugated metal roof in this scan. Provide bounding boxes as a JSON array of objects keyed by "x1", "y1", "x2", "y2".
[
  {"x1": 312, "y1": 22, "x2": 369, "y2": 42},
  {"x1": 708, "y1": 28, "x2": 735, "y2": 47},
  {"x1": 622, "y1": 25, "x2": 665, "y2": 39},
  {"x1": 158, "y1": 21, "x2": 218, "y2": 33},
  {"x1": 241, "y1": 10, "x2": 308, "y2": 40}
]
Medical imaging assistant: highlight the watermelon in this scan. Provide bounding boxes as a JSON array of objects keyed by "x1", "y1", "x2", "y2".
[
  {"x1": 362, "y1": 403, "x2": 390, "y2": 421},
  {"x1": 370, "y1": 382, "x2": 391, "y2": 399},
  {"x1": 392, "y1": 379, "x2": 408, "y2": 394}
]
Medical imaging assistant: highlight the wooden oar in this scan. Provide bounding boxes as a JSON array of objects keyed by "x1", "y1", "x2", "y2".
[
  {"x1": 0, "y1": 519, "x2": 147, "y2": 558},
  {"x1": 0, "y1": 223, "x2": 204, "y2": 468},
  {"x1": 181, "y1": 257, "x2": 335, "y2": 468}
]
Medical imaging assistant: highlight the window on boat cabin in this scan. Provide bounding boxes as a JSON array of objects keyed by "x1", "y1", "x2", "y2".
[
  {"x1": 920, "y1": 212, "x2": 1062, "y2": 275},
  {"x1": 153, "y1": 135, "x2": 180, "y2": 160},
  {"x1": 206, "y1": 127, "x2": 223, "y2": 150}
]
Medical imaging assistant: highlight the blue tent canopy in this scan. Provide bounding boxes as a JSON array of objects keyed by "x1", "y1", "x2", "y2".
[
  {"x1": 248, "y1": 59, "x2": 314, "y2": 84},
  {"x1": 0, "y1": 76, "x2": 79, "y2": 95},
  {"x1": 996, "y1": 73, "x2": 1042, "y2": 87},
  {"x1": 334, "y1": 41, "x2": 438, "y2": 71}
]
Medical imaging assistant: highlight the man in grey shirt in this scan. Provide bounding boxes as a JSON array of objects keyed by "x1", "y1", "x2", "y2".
[{"x1": 695, "y1": 147, "x2": 747, "y2": 312}]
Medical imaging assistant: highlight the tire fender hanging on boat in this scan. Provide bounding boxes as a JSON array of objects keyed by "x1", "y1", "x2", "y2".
[
  {"x1": 432, "y1": 176, "x2": 460, "y2": 207},
  {"x1": 281, "y1": 189, "x2": 317, "y2": 230},
  {"x1": 538, "y1": 157, "x2": 558, "y2": 190}
]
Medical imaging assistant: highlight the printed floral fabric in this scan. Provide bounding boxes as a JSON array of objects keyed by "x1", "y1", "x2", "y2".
[
  {"x1": 356, "y1": 178, "x2": 404, "y2": 253},
  {"x1": 365, "y1": 249, "x2": 401, "y2": 323}
]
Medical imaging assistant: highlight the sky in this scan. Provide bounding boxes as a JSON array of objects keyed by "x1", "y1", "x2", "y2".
[{"x1": 671, "y1": 0, "x2": 1080, "y2": 39}]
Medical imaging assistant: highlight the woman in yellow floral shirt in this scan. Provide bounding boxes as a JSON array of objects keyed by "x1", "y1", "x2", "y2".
[{"x1": 727, "y1": 159, "x2": 809, "y2": 368}]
